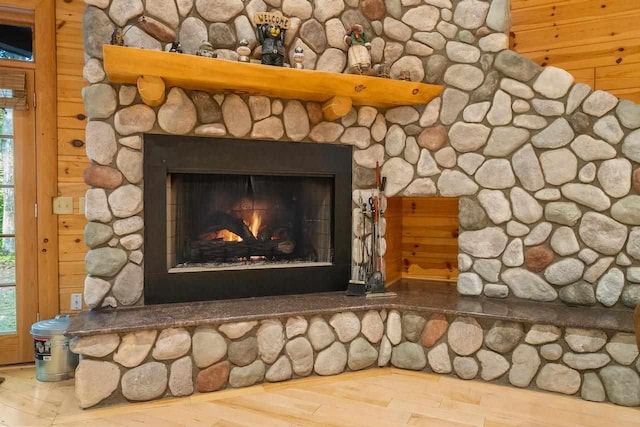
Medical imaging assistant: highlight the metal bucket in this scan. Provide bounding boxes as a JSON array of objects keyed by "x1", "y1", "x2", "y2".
[{"x1": 30, "y1": 315, "x2": 79, "y2": 382}]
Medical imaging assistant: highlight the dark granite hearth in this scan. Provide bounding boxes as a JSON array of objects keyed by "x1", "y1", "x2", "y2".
[{"x1": 67, "y1": 281, "x2": 635, "y2": 337}]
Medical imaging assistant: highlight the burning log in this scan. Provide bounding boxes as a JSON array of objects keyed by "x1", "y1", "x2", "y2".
[
  {"x1": 188, "y1": 239, "x2": 295, "y2": 261},
  {"x1": 199, "y1": 211, "x2": 258, "y2": 242},
  {"x1": 190, "y1": 209, "x2": 297, "y2": 262}
]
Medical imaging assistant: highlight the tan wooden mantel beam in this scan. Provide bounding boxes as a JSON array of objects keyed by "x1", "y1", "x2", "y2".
[
  {"x1": 137, "y1": 75, "x2": 166, "y2": 107},
  {"x1": 322, "y1": 96, "x2": 352, "y2": 121},
  {"x1": 103, "y1": 45, "x2": 444, "y2": 121}
]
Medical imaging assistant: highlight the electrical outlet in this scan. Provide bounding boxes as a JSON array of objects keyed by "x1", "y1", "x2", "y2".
[
  {"x1": 53, "y1": 196, "x2": 74, "y2": 214},
  {"x1": 79, "y1": 197, "x2": 86, "y2": 215},
  {"x1": 71, "y1": 293, "x2": 83, "y2": 310}
]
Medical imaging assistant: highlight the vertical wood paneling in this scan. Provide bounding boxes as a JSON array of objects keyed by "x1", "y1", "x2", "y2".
[
  {"x1": 511, "y1": 0, "x2": 640, "y2": 102},
  {"x1": 383, "y1": 197, "x2": 402, "y2": 285},
  {"x1": 55, "y1": 0, "x2": 87, "y2": 313},
  {"x1": 385, "y1": 197, "x2": 458, "y2": 283},
  {"x1": 35, "y1": 0, "x2": 62, "y2": 321},
  {"x1": 384, "y1": 197, "x2": 459, "y2": 283},
  {"x1": 401, "y1": 197, "x2": 458, "y2": 282}
]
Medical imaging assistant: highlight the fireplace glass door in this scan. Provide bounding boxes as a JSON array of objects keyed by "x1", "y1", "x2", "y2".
[{"x1": 168, "y1": 173, "x2": 334, "y2": 271}]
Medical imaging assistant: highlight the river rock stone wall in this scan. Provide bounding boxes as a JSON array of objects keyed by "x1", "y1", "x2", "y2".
[
  {"x1": 82, "y1": 0, "x2": 640, "y2": 310},
  {"x1": 71, "y1": 310, "x2": 640, "y2": 408}
]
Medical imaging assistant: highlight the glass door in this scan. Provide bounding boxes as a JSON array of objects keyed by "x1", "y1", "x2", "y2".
[
  {"x1": 0, "y1": 68, "x2": 37, "y2": 364},
  {"x1": 0, "y1": 107, "x2": 16, "y2": 334}
]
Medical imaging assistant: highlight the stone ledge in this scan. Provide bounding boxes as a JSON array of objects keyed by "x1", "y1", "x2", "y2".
[
  {"x1": 67, "y1": 281, "x2": 634, "y2": 337},
  {"x1": 71, "y1": 299, "x2": 640, "y2": 409}
]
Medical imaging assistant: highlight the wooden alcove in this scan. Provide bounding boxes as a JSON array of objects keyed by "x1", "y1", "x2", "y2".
[
  {"x1": 385, "y1": 197, "x2": 459, "y2": 285},
  {"x1": 102, "y1": 45, "x2": 444, "y2": 120}
]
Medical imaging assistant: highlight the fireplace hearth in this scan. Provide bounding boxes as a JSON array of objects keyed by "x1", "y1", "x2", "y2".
[{"x1": 144, "y1": 135, "x2": 352, "y2": 304}]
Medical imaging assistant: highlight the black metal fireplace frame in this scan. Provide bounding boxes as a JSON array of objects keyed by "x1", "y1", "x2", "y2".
[{"x1": 143, "y1": 134, "x2": 352, "y2": 304}]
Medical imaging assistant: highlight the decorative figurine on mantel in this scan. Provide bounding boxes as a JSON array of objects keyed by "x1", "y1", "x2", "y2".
[
  {"x1": 237, "y1": 39, "x2": 251, "y2": 62},
  {"x1": 399, "y1": 70, "x2": 412, "y2": 81},
  {"x1": 196, "y1": 41, "x2": 217, "y2": 58},
  {"x1": 254, "y1": 12, "x2": 290, "y2": 66},
  {"x1": 111, "y1": 27, "x2": 125, "y2": 46},
  {"x1": 344, "y1": 25, "x2": 371, "y2": 75},
  {"x1": 169, "y1": 41, "x2": 183, "y2": 53},
  {"x1": 376, "y1": 62, "x2": 390, "y2": 79},
  {"x1": 293, "y1": 46, "x2": 305, "y2": 69}
]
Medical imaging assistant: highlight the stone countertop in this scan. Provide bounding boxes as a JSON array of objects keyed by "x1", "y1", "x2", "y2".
[{"x1": 66, "y1": 281, "x2": 635, "y2": 337}]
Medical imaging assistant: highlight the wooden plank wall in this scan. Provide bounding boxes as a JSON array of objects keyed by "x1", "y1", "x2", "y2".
[
  {"x1": 384, "y1": 197, "x2": 459, "y2": 283},
  {"x1": 511, "y1": 0, "x2": 640, "y2": 103},
  {"x1": 384, "y1": 197, "x2": 402, "y2": 285},
  {"x1": 55, "y1": 0, "x2": 88, "y2": 313},
  {"x1": 401, "y1": 197, "x2": 458, "y2": 282}
]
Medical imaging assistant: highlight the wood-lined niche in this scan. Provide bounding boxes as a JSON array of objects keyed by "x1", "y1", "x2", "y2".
[{"x1": 385, "y1": 197, "x2": 459, "y2": 285}]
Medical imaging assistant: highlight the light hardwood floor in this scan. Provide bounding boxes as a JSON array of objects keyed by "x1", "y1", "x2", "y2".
[{"x1": 0, "y1": 365, "x2": 638, "y2": 427}]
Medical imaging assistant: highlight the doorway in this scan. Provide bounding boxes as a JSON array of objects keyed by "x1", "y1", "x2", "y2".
[{"x1": 0, "y1": 1, "x2": 59, "y2": 365}]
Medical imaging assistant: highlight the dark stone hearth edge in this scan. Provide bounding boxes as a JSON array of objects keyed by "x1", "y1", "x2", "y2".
[
  {"x1": 70, "y1": 283, "x2": 640, "y2": 409},
  {"x1": 67, "y1": 283, "x2": 634, "y2": 337}
]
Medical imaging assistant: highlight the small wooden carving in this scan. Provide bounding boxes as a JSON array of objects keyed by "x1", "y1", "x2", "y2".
[
  {"x1": 255, "y1": 12, "x2": 288, "y2": 66},
  {"x1": 399, "y1": 70, "x2": 412, "y2": 81},
  {"x1": 111, "y1": 28, "x2": 125, "y2": 46},
  {"x1": 237, "y1": 39, "x2": 251, "y2": 62},
  {"x1": 196, "y1": 42, "x2": 217, "y2": 58},
  {"x1": 293, "y1": 46, "x2": 305, "y2": 69},
  {"x1": 344, "y1": 24, "x2": 371, "y2": 75}
]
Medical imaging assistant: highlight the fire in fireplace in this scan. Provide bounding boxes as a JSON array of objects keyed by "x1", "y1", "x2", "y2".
[
  {"x1": 144, "y1": 135, "x2": 352, "y2": 304},
  {"x1": 169, "y1": 173, "x2": 333, "y2": 270}
]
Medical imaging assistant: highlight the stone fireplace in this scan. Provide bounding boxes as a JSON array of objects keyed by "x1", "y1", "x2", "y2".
[
  {"x1": 72, "y1": 0, "x2": 640, "y2": 410},
  {"x1": 81, "y1": 0, "x2": 640, "y2": 311},
  {"x1": 144, "y1": 134, "x2": 352, "y2": 303}
]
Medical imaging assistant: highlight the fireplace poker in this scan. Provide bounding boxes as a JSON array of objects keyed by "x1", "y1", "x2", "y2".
[
  {"x1": 361, "y1": 199, "x2": 367, "y2": 280},
  {"x1": 367, "y1": 172, "x2": 396, "y2": 298},
  {"x1": 368, "y1": 195, "x2": 377, "y2": 279},
  {"x1": 366, "y1": 162, "x2": 385, "y2": 294},
  {"x1": 378, "y1": 177, "x2": 386, "y2": 251},
  {"x1": 378, "y1": 177, "x2": 386, "y2": 275}
]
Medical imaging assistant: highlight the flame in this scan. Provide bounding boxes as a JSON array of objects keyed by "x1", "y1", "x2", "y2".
[
  {"x1": 201, "y1": 210, "x2": 263, "y2": 243},
  {"x1": 222, "y1": 229, "x2": 244, "y2": 242},
  {"x1": 249, "y1": 211, "x2": 262, "y2": 239},
  {"x1": 203, "y1": 229, "x2": 243, "y2": 242}
]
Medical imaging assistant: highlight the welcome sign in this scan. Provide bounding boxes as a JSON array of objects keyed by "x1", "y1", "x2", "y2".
[{"x1": 253, "y1": 12, "x2": 291, "y2": 29}]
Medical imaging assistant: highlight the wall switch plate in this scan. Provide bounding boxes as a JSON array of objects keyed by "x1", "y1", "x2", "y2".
[
  {"x1": 79, "y1": 197, "x2": 86, "y2": 215},
  {"x1": 53, "y1": 196, "x2": 74, "y2": 214},
  {"x1": 71, "y1": 293, "x2": 83, "y2": 310}
]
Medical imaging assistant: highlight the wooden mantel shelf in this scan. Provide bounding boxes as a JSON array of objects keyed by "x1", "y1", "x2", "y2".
[{"x1": 102, "y1": 45, "x2": 444, "y2": 120}]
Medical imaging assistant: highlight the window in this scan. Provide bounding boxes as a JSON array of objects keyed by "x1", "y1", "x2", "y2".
[
  {"x1": 0, "y1": 23, "x2": 33, "y2": 62},
  {"x1": 0, "y1": 108, "x2": 15, "y2": 333}
]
